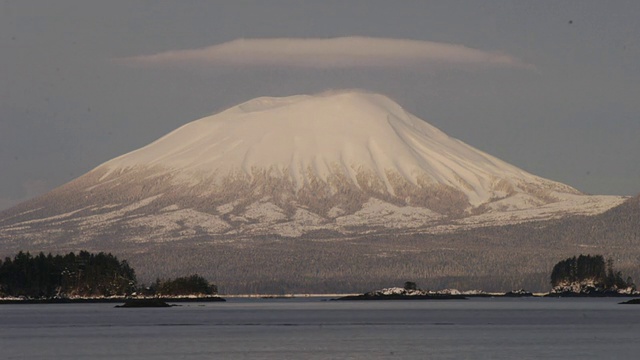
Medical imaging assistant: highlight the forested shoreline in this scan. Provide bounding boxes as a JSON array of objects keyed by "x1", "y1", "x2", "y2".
[
  {"x1": 0, "y1": 251, "x2": 218, "y2": 299},
  {"x1": 0, "y1": 251, "x2": 637, "y2": 300}
]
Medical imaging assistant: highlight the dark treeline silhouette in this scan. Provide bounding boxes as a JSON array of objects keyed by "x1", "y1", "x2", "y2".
[
  {"x1": 146, "y1": 274, "x2": 218, "y2": 296},
  {"x1": 550, "y1": 254, "x2": 634, "y2": 290},
  {"x1": 0, "y1": 251, "x2": 136, "y2": 298}
]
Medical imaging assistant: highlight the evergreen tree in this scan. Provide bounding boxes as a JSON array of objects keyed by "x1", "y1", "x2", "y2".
[{"x1": 403, "y1": 281, "x2": 417, "y2": 291}]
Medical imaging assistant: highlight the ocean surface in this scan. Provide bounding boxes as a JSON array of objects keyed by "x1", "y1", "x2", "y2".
[{"x1": 1, "y1": 297, "x2": 639, "y2": 359}]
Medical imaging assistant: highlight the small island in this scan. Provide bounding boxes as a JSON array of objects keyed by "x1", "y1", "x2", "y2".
[
  {"x1": 335, "y1": 282, "x2": 468, "y2": 301},
  {"x1": 619, "y1": 299, "x2": 640, "y2": 305},
  {"x1": 503, "y1": 289, "x2": 534, "y2": 297},
  {"x1": 546, "y1": 255, "x2": 636, "y2": 297},
  {"x1": 115, "y1": 298, "x2": 174, "y2": 308}
]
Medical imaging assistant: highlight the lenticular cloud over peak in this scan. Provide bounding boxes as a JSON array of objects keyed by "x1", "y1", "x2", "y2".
[{"x1": 118, "y1": 37, "x2": 534, "y2": 70}]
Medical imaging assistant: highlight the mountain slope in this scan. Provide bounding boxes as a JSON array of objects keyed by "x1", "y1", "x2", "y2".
[
  {"x1": 0, "y1": 91, "x2": 631, "y2": 292},
  {"x1": 98, "y1": 91, "x2": 580, "y2": 208},
  {"x1": 0, "y1": 91, "x2": 625, "y2": 243}
]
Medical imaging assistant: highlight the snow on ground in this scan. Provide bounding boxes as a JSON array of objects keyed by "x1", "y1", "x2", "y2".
[
  {"x1": 336, "y1": 198, "x2": 441, "y2": 228},
  {"x1": 288, "y1": 208, "x2": 326, "y2": 226},
  {"x1": 327, "y1": 206, "x2": 345, "y2": 218},
  {"x1": 1, "y1": 195, "x2": 624, "y2": 241},
  {"x1": 126, "y1": 208, "x2": 230, "y2": 237},
  {"x1": 449, "y1": 194, "x2": 626, "y2": 230},
  {"x1": 161, "y1": 204, "x2": 180, "y2": 212},
  {"x1": 366, "y1": 287, "x2": 488, "y2": 296},
  {"x1": 216, "y1": 201, "x2": 240, "y2": 215},
  {"x1": 0, "y1": 207, "x2": 44, "y2": 223},
  {"x1": 269, "y1": 208, "x2": 328, "y2": 237},
  {"x1": 367, "y1": 287, "x2": 428, "y2": 296},
  {"x1": 0, "y1": 206, "x2": 92, "y2": 228},
  {"x1": 242, "y1": 201, "x2": 288, "y2": 223},
  {"x1": 483, "y1": 193, "x2": 547, "y2": 212},
  {"x1": 77, "y1": 195, "x2": 163, "y2": 228}
]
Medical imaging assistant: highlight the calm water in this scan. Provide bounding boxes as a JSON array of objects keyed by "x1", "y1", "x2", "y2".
[{"x1": 1, "y1": 297, "x2": 639, "y2": 359}]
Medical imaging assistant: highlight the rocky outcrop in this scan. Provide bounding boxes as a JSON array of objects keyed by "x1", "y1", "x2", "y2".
[{"x1": 335, "y1": 287, "x2": 467, "y2": 300}]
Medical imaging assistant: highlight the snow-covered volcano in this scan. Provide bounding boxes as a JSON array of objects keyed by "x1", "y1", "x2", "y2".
[
  {"x1": 0, "y1": 91, "x2": 625, "y2": 242},
  {"x1": 100, "y1": 91, "x2": 578, "y2": 207}
]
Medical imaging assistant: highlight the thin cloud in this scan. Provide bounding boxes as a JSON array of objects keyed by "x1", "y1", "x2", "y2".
[{"x1": 117, "y1": 37, "x2": 534, "y2": 70}]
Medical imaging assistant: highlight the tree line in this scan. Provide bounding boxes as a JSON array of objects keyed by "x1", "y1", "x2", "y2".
[
  {"x1": 0, "y1": 251, "x2": 216, "y2": 298},
  {"x1": 1, "y1": 250, "x2": 635, "y2": 297},
  {"x1": 140, "y1": 275, "x2": 218, "y2": 296},
  {"x1": 0, "y1": 251, "x2": 135, "y2": 297},
  {"x1": 550, "y1": 254, "x2": 634, "y2": 290}
]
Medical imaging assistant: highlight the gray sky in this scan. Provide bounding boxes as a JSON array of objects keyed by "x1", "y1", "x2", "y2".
[{"x1": 1, "y1": 1, "x2": 639, "y2": 210}]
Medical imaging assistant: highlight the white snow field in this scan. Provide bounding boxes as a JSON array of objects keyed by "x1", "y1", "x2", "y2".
[{"x1": 100, "y1": 91, "x2": 581, "y2": 205}]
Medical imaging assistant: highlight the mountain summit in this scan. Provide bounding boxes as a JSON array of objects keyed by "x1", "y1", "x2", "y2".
[
  {"x1": 0, "y1": 91, "x2": 624, "y2": 242},
  {"x1": 100, "y1": 91, "x2": 579, "y2": 210},
  {"x1": 102, "y1": 92, "x2": 544, "y2": 206}
]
